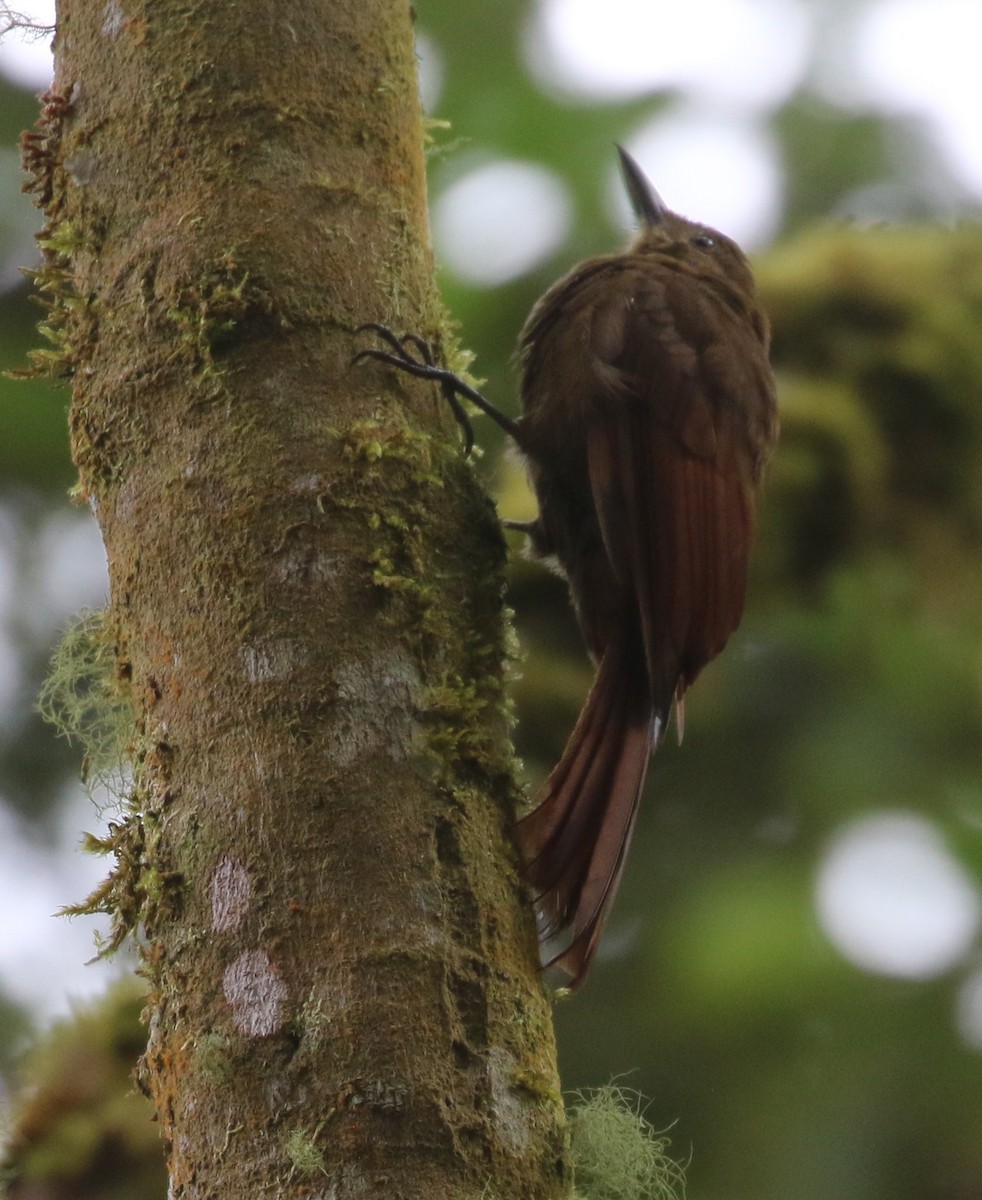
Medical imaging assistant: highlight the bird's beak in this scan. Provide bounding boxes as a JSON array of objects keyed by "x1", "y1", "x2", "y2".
[{"x1": 616, "y1": 145, "x2": 669, "y2": 226}]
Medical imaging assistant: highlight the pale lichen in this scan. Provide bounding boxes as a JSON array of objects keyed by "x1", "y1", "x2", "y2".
[
  {"x1": 568, "y1": 1086, "x2": 686, "y2": 1200},
  {"x1": 37, "y1": 607, "x2": 132, "y2": 805}
]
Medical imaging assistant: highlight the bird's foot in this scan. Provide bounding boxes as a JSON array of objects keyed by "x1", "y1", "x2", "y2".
[{"x1": 352, "y1": 323, "x2": 520, "y2": 454}]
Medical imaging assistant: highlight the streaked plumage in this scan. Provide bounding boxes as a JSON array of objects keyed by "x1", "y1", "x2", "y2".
[{"x1": 511, "y1": 151, "x2": 777, "y2": 985}]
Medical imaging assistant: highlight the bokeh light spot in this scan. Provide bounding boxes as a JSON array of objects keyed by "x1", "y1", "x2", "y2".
[
  {"x1": 815, "y1": 812, "x2": 980, "y2": 980},
  {"x1": 616, "y1": 113, "x2": 782, "y2": 250},
  {"x1": 817, "y1": 0, "x2": 982, "y2": 199},
  {"x1": 433, "y1": 158, "x2": 573, "y2": 286},
  {"x1": 526, "y1": 0, "x2": 810, "y2": 108}
]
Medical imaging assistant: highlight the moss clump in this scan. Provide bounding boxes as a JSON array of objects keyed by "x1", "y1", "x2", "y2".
[
  {"x1": 37, "y1": 610, "x2": 180, "y2": 953},
  {"x1": 62, "y1": 778, "x2": 184, "y2": 958},
  {"x1": 37, "y1": 608, "x2": 132, "y2": 805},
  {"x1": 424, "y1": 674, "x2": 514, "y2": 779},
  {"x1": 160, "y1": 257, "x2": 283, "y2": 408},
  {"x1": 334, "y1": 407, "x2": 451, "y2": 626},
  {"x1": 16, "y1": 87, "x2": 99, "y2": 381},
  {"x1": 334, "y1": 390, "x2": 521, "y2": 800},
  {"x1": 568, "y1": 1086, "x2": 686, "y2": 1200},
  {"x1": 193, "y1": 1032, "x2": 236, "y2": 1084},
  {"x1": 284, "y1": 1128, "x2": 327, "y2": 1177}
]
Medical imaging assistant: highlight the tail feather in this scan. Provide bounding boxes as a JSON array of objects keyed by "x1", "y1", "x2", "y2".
[{"x1": 513, "y1": 638, "x2": 656, "y2": 987}]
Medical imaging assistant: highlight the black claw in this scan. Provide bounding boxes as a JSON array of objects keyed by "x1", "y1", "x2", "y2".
[
  {"x1": 352, "y1": 323, "x2": 522, "y2": 455},
  {"x1": 355, "y1": 322, "x2": 399, "y2": 344},
  {"x1": 399, "y1": 332, "x2": 436, "y2": 364}
]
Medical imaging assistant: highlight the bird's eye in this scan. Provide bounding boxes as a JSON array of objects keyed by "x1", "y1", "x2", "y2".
[{"x1": 692, "y1": 234, "x2": 716, "y2": 249}]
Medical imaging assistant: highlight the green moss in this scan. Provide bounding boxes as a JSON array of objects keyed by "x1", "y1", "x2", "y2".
[
  {"x1": 332, "y1": 400, "x2": 520, "y2": 798},
  {"x1": 334, "y1": 408, "x2": 448, "y2": 617},
  {"x1": 510, "y1": 1067, "x2": 562, "y2": 1106},
  {"x1": 424, "y1": 675, "x2": 512, "y2": 778},
  {"x1": 13, "y1": 246, "x2": 94, "y2": 381},
  {"x1": 274, "y1": 104, "x2": 311, "y2": 124},
  {"x1": 568, "y1": 1086, "x2": 686, "y2": 1200},
  {"x1": 284, "y1": 1128, "x2": 327, "y2": 1177},
  {"x1": 339, "y1": 408, "x2": 445, "y2": 472},
  {"x1": 59, "y1": 802, "x2": 159, "y2": 956},
  {"x1": 422, "y1": 115, "x2": 460, "y2": 161},
  {"x1": 165, "y1": 260, "x2": 277, "y2": 376},
  {"x1": 14, "y1": 88, "x2": 98, "y2": 382},
  {"x1": 297, "y1": 992, "x2": 332, "y2": 1055},
  {"x1": 37, "y1": 218, "x2": 85, "y2": 257},
  {"x1": 433, "y1": 304, "x2": 482, "y2": 386},
  {"x1": 195, "y1": 1032, "x2": 235, "y2": 1084}
]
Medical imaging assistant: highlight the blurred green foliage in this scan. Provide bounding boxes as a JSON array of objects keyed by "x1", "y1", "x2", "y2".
[
  {"x1": 2, "y1": 3, "x2": 982, "y2": 1199},
  {"x1": 0, "y1": 982, "x2": 166, "y2": 1200},
  {"x1": 0, "y1": 72, "x2": 73, "y2": 491}
]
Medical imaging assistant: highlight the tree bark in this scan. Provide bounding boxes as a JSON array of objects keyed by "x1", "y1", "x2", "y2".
[{"x1": 33, "y1": 0, "x2": 565, "y2": 1194}]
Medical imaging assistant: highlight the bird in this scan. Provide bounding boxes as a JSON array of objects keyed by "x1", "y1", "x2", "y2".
[{"x1": 355, "y1": 146, "x2": 778, "y2": 988}]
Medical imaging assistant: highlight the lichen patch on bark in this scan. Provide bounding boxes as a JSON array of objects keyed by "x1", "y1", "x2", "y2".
[
  {"x1": 222, "y1": 949, "x2": 288, "y2": 1037},
  {"x1": 326, "y1": 649, "x2": 423, "y2": 765}
]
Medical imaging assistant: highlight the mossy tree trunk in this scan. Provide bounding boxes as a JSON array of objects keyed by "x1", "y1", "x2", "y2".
[{"x1": 28, "y1": 0, "x2": 565, "y2": 1194}]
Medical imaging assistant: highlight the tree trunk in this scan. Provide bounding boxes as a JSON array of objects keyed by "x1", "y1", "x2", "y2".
[{"x1": 31, "y1": 0, "x2": 565, "y2": 1194}]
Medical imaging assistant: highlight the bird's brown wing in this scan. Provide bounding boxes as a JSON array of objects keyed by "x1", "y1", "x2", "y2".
[{"x1": 585, "y1": 267, "x2": 770, "y2": 721}]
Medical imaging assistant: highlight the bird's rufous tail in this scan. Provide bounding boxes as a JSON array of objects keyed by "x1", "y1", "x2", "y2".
[{"x1": 512, "y1": 637, "x2": 658, "y2": 988}]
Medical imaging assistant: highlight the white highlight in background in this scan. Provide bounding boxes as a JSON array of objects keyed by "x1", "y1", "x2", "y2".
[
  {"x1": 617, "y1": 112, "x2": 782, "y2": 250},
  {"x1": 434, "y1": 159, "x2": 573, "y2": 286},
  {"x1": 815, "y1": 812, "x2": 981, "y2": 980},
  {"x1": 816, "y1": 0, "x2": 982, "y2": 200},
  {"x1": 0, "y1": 1, "x2": 55, "y2": 88},
  {"x1": 526, "y1": 0, "x2": 810, "y2": 108},
  {"x1": 0, "y1": 790, "x2": 122, "y2": 1020}
]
